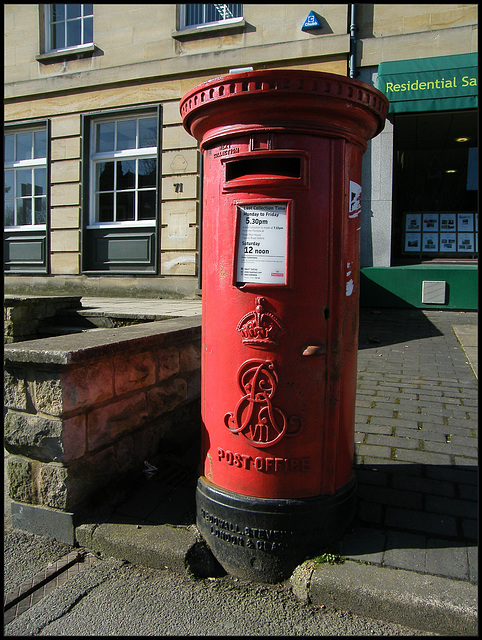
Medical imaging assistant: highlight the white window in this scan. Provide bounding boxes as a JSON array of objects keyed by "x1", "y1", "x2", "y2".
[
  {"x1": 4, "y1": 127, "x2": 48, "y2": 229},
  {"x1": 89, "y1": 114, "x2": 158, "y2": 227},
  {"x1": 179, "y1": 4, "x2": 243, "y2": 29},
  {"x1": 45, "y1": 4, "x2": 93, "y2": 52}
]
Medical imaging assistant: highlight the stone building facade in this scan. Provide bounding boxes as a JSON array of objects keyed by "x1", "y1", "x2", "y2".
[{"x1": 4, "y1": 4, "x2": 478, "y2": 307}]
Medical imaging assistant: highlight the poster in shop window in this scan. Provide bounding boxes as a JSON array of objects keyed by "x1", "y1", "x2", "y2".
[
  {"x1": 405, "y1": 213, "x2": 422, "y2": 232},
  {"x1": 440, "y1": 233, "x2": 457, "y2": 252},
  {"x1": 458, "y1": 213, "x2": 474, "y2": 232},
  {"x1": 404, "y1": 212, "x2": 478, "y2": 255},
  {"x1": 405, "y1": 233, "x2": 421, "y2": 252},
  {"x1": 457, "y1": 233, "x2": 475, "y2": 252},
  {"x1": 440, "y1": 213, "x2": 456, "y2": 231},
  {"x1": 422, "y1": 232, "x2": 439, "y2": 252},
  {"x1": 423, "y1": 213, "x2": 439, "y2": 232}
]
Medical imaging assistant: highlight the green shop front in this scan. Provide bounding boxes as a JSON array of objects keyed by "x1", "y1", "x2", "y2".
[{"x1": 361, "y1": 53, "x2": 477, "y2": 309}]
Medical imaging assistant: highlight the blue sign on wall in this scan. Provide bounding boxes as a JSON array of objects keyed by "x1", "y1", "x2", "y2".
[{"x1": 302, "y1": 11, "x2": 322, "y2": 31}]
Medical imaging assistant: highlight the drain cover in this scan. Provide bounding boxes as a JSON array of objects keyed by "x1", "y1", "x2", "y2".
[{"x1": 4, "y1": 550, "x2": 100, "y2": 624}]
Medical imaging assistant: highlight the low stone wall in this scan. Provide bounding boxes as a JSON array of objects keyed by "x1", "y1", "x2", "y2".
[
  {"x1": 4, "y1": 295, "x2": 82, "y2": 343},
  {"x1": 4, "y1": 317, "x2": 201, "y2": 543}
]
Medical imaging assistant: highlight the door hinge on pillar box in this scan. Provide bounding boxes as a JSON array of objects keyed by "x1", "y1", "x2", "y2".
[{"x1": 180, "y1": 69, "x2": 388, "y2": 582}]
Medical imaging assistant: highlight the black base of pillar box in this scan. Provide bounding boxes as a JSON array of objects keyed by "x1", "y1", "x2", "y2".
[{"x1": 196, "y1": 476, "x2": 357, "y2": 583}]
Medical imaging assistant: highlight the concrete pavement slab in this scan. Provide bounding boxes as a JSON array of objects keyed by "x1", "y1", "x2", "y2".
[
  {"x1": 80, "y1": 296, "x2": 202, "y2": 318},
  {"x1": 75, "y1": 522, "x2": 201, "y2": 574},
  {"x1": 452, "y1": 324, "x2": 478, "y2": 378}
]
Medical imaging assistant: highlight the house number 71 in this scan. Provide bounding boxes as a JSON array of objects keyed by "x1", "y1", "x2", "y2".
[{"x1": 174, "y1": 183, "x2": 183, "y2": 193}]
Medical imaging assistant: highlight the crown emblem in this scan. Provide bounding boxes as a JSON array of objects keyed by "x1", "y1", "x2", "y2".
[{"x1": 236, "y1": 297, "x2": 285, "y2": 348}]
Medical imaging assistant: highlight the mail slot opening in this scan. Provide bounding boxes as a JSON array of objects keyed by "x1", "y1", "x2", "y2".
[{"x1": 226, "y1": 156, "x2": 302, "y2": 181}]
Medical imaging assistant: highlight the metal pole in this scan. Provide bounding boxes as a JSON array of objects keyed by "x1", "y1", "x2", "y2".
[{"x1": 349, "y1": 4, "x2": 357, "y2": 78}]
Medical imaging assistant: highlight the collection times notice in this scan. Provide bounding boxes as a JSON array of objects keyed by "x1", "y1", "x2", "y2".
[{"x1": 236, "y1": 203, "x2": 288, "y2": 284}]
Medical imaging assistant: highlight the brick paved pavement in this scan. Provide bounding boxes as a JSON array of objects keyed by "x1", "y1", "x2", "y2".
[{"x1": 338, "y1": 308, "x2": 478, "y2": 584}]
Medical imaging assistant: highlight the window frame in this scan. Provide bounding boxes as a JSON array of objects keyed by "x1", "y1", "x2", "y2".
[
  {"x1": 81, "y1": 106, "x2": 162, "y2": 275},
  {"x1": 43, "y1": 3, "x2": 94, "y2": 54},
  {"x1": 179, "y1": 4, "x2": 243, "y2": 29},
  {"x1": 87, "y1": 112, "x2": 160, "y2": 229},
  {"x1": 4, "y1": 119, "x2": 51, "y2": 274},
  {"x1": 173, "y1": 4, "x2": 245, "y2": 38},
  {"x1": 4, "y1": 123, "x2": 49, "y2": 232}
]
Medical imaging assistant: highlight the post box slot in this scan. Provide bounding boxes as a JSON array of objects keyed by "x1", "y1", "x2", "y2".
[{"x1": 226, "y1": 157, "x2": 302, "y2": 181}]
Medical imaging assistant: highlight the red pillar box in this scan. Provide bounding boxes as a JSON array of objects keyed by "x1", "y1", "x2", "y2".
[{"x1": 181, "y1": 70, "x2": 388, "y2": 582}]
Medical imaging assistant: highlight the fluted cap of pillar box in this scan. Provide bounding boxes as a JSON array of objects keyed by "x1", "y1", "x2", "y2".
[{"x1": 180, "y1": 69, "x2": 388, "y2": 150}]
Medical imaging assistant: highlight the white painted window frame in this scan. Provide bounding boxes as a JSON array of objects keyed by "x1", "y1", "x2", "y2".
[{"x1": 87, "y1": 114, "x2": 158, "y2": 229}]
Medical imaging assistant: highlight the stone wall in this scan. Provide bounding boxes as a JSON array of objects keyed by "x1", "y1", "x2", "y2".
[
  {"x1": 4, "y1": 295, "x2": 82, "y2": 343},
  {"x1": 4, "y1": 317, "x2": 201, "y2": 542}
]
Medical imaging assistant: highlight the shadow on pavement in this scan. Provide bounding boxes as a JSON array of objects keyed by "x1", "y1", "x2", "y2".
[
  {"x1": 76, "y1": 462, "x2": 477, "y2": 547},
  {"x1": 352, "y1": 463, "x2": 477, "y2": 548},
  {"x1": 358, "y1": 307, "x2": 443, "y2": 350},
  {"x1": 75, "y1": 452, "x2": 199, "y2": 529}
]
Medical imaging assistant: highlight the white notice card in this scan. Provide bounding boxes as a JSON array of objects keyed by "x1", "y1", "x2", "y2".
[{"x1": 236, "y1": 203, "x2": 288, "y2": 284}]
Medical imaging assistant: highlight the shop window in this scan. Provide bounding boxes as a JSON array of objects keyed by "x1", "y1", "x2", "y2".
[
  {"x1": 392, "y1": 110, "x2": 478, "y2": 263},
  {"x1": 179, "y1": 4, "x2": 243, "y2": 29},
  {"x1": 44, "y1": 4, "x2": 93, "y2": 52}
]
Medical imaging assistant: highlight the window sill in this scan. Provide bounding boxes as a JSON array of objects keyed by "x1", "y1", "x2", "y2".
[
  {"x1": 5, "y1": 225, "x2": 47, "y2": 232},
  {"x1": 86, "y1": 221, "x2": 156, "y2": 230},
  {"x1": 36, "y1": 43, "x2": 97, "y2": 64},
  {"x1": 172, "y1": 18, "x2": 246, "y2": 40}
]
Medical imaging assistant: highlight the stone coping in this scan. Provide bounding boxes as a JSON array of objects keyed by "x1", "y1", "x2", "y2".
[
  {"x1": 4, "y1": 317, "x2": 201, "y2": 365},
  {"x1": 4, "y1": 295, "x2": 82, "y2": 304}
]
